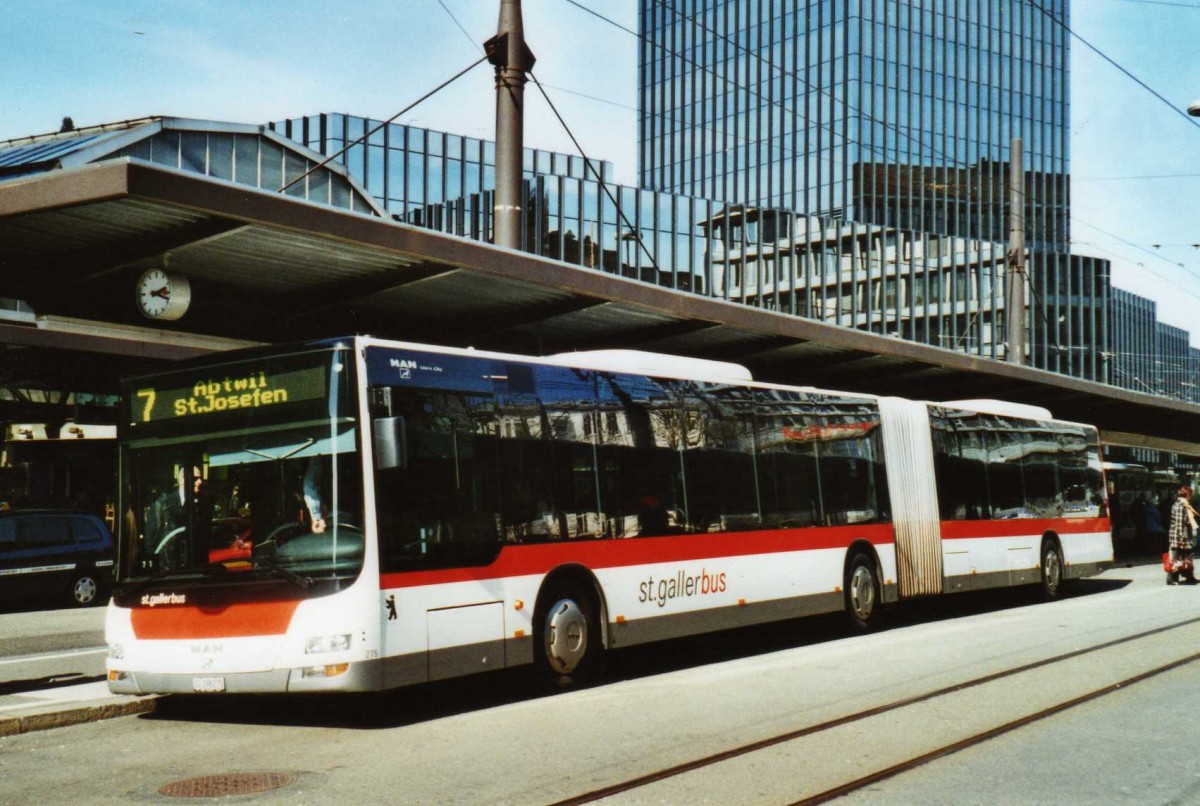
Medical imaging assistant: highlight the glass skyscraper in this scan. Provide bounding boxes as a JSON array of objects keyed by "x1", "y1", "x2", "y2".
[
  {"x1": 635, "y1": 0, "x2": 1085, "y2": 372},
  {"x1": 638, "y1": 1, "x2": 1069, "y2": 251}
]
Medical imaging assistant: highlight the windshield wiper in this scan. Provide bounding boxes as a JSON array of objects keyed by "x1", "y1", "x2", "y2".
[
  {"x1": 251, "y1": 556, "x2": 313, "y2": 590},
  {"x1": 124, "y1": 566, "x2": 195, "y2": 596},
  {"x1": 125, "y1": 561, "x2": 232, "y2": 596}
]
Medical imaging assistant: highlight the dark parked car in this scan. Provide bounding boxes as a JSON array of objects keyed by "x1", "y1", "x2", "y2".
[{"x1": 0, "y1": 510, "x2": 114, "y2": 607}]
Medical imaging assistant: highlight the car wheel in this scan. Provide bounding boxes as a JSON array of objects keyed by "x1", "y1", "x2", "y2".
[{"x1": 69, "y1": 572, "x2": 101, "y2": 607}]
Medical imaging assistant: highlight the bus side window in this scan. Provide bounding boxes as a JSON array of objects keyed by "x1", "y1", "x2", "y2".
[
  {"x1": 756, "y1": 390, "x2": 821, "y2": 530},
  {"x1": 682, "y1": 385, "x2": 760, "y2": 534},
  {"x1": 375, "y1": 388, "x2": 502, "y2": 571},
  {"x1": 817, "y1": 400, "x2": 883, "y2": 526},
  {"x1": 595, "y1": 373, "x2": 684, "y2": 538},
  {"x1": 930, "y1": 408, "x2": 991, "y2": 521}
]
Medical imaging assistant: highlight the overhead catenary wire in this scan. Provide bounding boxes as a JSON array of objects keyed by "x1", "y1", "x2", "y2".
[
  {"x1": 569, "y1": 0, "x2": 1194, "y2": 283},
  {"x1": 435, "y1": 0, "x2": 482, "y2": 54},
  {"x1": 436, "y1": 0, "x2": 767, "y2": 176},
  {"x1": 430, "y1": 1, "x2": 1196, "y2": 368},
  {"x1": 430, "y1": 0, "x2": 661, "y2": 273},
  {"x1": 1075, "y1": 174, "x2": 1200, "y2": 182},
  {"x1": 276, "y1": 55, "x2": 488, "y2": 195},
  {"x1": 559, "y1": 0, "x2": 963, "y2": 173},
  {"x1": 528, "y1": 71, "x2": 661, "y2": 275},
  {"x1": 1071, "y1": 216, "x2": 1200, "y2": 291},
  {"x1": 1107, "y1": 0, "x2": 1200, "y2": 8},
  {"x1": 1024, "y1": 0, "x2": 1200, "y2": 130}
]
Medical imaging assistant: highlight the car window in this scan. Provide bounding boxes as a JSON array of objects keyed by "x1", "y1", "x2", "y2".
[
  {"x1": 21, "y1": 516, "x2": 75, "y2": 547},
  {"x1": 0, "y1": 520, "x2": 14, "y2": 550},
  {"x1": 72, "y1": 517, "x2": 105, "y2": 545}
]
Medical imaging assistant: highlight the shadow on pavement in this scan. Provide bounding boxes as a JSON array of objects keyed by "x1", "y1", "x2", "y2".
[{"x1": 145, "y1": 575, "x2": 1128, "y2": 732}]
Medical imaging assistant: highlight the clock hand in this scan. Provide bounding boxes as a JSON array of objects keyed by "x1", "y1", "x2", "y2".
[{"x1": 149, "y1": 286, "x2": 171, "y2": 299}]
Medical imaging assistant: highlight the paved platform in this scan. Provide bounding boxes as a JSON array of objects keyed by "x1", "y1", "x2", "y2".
[
  {"x1": 0, "y1": 552, "x2": 1160, "y2": 737},
  {"x1": 0, "y1": 680, "x2": 156, "y2": 736}
]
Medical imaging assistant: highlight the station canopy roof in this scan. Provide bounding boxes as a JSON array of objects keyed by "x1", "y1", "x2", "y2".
[
  {"x1": 1, "y1": 157, "x2": 1198, "y2": 455},
  {"x1": 0, "y1": 116, "x2": 382, "y2": 215}
]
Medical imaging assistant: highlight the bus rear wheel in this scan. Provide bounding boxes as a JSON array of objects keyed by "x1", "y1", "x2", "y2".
[
  {"x1": 844, "y1": 552, "x2": 882, "y2": 632},
  {"x1": 535, "y1": 583, "x2": 602, "y2": 688},
  {"x1": 1040, "y1": 538, "x2": 1065, "y2": 600}
]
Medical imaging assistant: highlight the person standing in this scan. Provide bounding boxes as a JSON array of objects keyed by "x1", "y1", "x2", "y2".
[{"x1": 1167, "y1": 486, "x2": 1196, "y2": 585}]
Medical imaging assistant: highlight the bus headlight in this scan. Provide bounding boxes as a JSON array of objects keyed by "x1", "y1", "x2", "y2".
[{"x1": 305, "y1": 634, "x2": 351, "y2": 654}]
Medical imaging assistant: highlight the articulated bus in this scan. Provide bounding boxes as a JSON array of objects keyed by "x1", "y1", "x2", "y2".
[{"x1": 106, "y1": 337, "x2": 1112, "y2": 695}]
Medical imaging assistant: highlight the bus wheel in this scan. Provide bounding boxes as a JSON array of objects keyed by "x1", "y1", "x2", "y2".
[
  {"x1": 536, "y1": 584, "x2": 602, "y2": 688},
  {"x1": 1040, "y1": 539, "x2": 1064, "y2": 600},
  {"x1": 844, "y1": 552, "x2": 882, "y2": 632}
]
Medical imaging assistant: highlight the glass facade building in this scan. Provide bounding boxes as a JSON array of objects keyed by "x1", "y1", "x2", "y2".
[
  {"x1": 275, "y1": 113, "x2": 1026, "y2": 352},
  {"x1": 634, "y1": 0, "x2": 1129, "y2": 384},
  {"x1": 271, "y1": 113, "x2": 612, "y2": 226},
  {"x1": 638, "y1": 0, "x2": 1068, "y2": 251},
  {"x1": 270, "y1": 96, "x2": 1185, "y2": 398},
  {"x1": 1108, "y1": 289, "x2": 1198, "y2": 403}
]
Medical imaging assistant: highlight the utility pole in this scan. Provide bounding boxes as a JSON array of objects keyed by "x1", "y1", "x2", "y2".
[
  {"x1": 485, "y1": 0, "x2": 535, "y2": 250},
  {"x1": 1006, "y1": 138, "x2": 1026, "y2": 365}
]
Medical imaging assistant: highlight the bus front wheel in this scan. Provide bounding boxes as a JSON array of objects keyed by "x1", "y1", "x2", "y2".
[
  {"x1": 844, "y1": 552, "x2": 882, "y2": 632},
  {"x1": 535, "y1": 583, "x2": 602, "y2": 688}
]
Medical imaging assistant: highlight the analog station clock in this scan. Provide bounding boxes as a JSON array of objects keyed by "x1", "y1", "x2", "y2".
[{"x1": 135, "y1": 268, "x2": 191, "y2": 321}]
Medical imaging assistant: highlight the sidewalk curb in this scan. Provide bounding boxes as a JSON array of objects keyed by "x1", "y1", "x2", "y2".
[{"x1": 0, "y1": 696, "x2": 157, "y2": 737}]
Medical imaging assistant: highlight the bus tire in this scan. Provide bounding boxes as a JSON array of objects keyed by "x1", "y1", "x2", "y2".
[
  {"x1": 534, "y1": 582, "x2": 602, "y2": 688},
  {"x1": 844, "y1": 551, "x2": 882, "y2": 632},
  {"x1": 1040, "y1": 538, "x2": 1065, "y2": 600}
]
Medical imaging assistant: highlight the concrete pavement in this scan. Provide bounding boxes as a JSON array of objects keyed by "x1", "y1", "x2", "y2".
[
  {"x1": 0, "y1": 604, "x2": 156, "y2": 736},
  {"x1": 0, "y1": 551, "x2": 1159, "y2": 737},
  {"x1": 0, "y1": 680, "x2": 156, "y2": 736}
]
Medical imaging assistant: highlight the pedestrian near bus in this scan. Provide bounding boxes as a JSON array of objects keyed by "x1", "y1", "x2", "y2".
[{"x1": 1167, "y1": 486, "x2": 1197, "y2": 585}]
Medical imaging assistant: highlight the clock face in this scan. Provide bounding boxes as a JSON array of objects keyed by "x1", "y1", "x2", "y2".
[{"x1": 136, "y1": 269, "x2": 191, "y2": 320}]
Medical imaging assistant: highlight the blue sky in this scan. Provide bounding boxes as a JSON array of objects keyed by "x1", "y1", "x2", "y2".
[{"x1": 3, "y1": 0, "x2": 1198, "y2": 349}]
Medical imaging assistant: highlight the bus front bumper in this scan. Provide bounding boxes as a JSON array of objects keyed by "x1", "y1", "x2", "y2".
[{"x1": 107, "y1": 658, "x2": 384, "y2": 695}]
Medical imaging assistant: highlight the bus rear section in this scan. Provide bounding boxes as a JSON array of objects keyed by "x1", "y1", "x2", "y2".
[{"x1": 921, "y1": 401, "x2": 1111, "y2": 597}]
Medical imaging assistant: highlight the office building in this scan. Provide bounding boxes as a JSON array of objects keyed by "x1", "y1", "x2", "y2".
[
  {"x1": 635, "y1": 1, "x2": 1171, "y2": 389},
  {"x1": 638, "y1": 1, "x2": 1068, "y2": 251}
]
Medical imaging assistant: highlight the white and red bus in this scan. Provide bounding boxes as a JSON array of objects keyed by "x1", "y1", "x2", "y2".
[{"x1": 106, "y1": 337, "x2": 1112, "y2": 694}]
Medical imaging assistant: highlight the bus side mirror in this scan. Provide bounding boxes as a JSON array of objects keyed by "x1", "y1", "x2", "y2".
[{"x1": 373, "y1": 416, "x2": 407, "y2": 470}]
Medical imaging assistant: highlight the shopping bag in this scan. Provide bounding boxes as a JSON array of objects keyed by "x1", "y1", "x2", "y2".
[{"x1": 1164, "y1": 552, "x2": 1174, "y2": 572}]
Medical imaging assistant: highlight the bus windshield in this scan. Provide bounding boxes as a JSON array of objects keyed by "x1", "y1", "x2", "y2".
[{"x1": 116, "y1": 347, "x2": 363, "y2": 593}]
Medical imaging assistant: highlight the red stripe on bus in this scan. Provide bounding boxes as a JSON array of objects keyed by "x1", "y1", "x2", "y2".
[
  {"x1": 380, "y1": 523, "x2": 897, "y2": 589},
  {"x1": 378, "y1": 516, "x2": 1111, "y2": 590},
  {"x1": 131, "y1": 600, "x2": 302, "y2": 640},
  {"x1": 939, "y1": 517, "x2": 1109, "y2": 540}
]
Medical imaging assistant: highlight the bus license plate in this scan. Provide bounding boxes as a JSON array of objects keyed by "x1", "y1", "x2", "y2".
[{"x1": 192, "y1": 676, "x2": 226, "y2": 693}]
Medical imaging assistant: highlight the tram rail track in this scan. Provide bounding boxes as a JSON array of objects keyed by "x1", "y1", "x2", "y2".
[{"x1": 551, "y1": 614, "x2": 1200, "y2": 806}]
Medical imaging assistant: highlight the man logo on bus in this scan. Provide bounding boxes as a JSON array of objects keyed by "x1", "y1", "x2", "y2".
[
  {"x1": 385, "y1": 594, "x2": 397, "y2": 620},
  {"x1": 390, "y1": 358, "x2": 417, "y2": 379}
]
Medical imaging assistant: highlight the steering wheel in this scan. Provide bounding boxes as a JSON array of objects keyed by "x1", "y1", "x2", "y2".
[{"x1": 154, "y1": 525, "x2": 187, "y2": 555}]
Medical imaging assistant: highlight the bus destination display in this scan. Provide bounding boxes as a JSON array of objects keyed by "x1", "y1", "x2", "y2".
[{"x1": 132, "y1": 364, "x2": 327, "y2": 424}]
